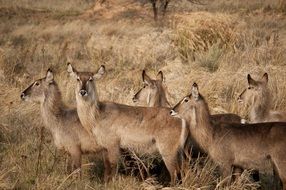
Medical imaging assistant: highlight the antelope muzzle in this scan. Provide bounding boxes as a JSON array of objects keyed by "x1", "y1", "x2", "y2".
[
  {"x1": 170, "y1": 110, "x2": 177, "y2": 116},
  {"x1": 79, "y1": 89, "x2": 88, "y2": 97}
]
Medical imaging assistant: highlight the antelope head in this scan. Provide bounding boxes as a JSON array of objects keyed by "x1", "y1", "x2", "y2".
[
  {"x1": 238, "y1": 73, "x2": 268, "y2": 105},
  {"x1": 21, "y1": 69, "x2": 54, "y2": 103},
  {"x1": 132, "y1": 70, "x2": 164, "y2": 106},
  {"x1": 67, "y1": 63, "x2": 105, "y2": 102},
  {"x1": 170, "y1": 83, "x2": 202, "y2": 125}
]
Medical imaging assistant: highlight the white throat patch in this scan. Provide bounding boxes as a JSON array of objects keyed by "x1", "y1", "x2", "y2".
[{"x1": 190, "y1": 107, "x2": 197, "y2": 128}]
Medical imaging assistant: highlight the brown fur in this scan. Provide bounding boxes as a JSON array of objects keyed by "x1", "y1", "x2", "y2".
[
  {"x1": 238, "y1": 73, "x2": 286, "y2": 123},
  {"x1": 210, "y1": 114, "x2": 242, "y2": 125},
  {"x1": 21, "y1": 69, "x2": 108, "y2": 178},
  {"x1": 133, "y1": 70, "x2": 242, "y2": 124},
  {"x1": 133, "y1": 70, "x2": 242, "y2": 160},
  {"x1": 68, "y1": 64, "x2": 187, "y2": 184},
  {"x1": 171, "y1": 83, "x2": 286, "y2": 189},
  {"x1": 133, "y1": 70, "x2": 170, "y2": 108}
]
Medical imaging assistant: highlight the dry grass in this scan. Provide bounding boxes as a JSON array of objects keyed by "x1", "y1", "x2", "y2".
[{"x1": 0, "y1": 0, "x2": 286, "y2": 189}]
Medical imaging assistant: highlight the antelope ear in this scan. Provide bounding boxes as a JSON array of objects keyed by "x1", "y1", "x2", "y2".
[
  {"x1": 67, "y1": 63, "x2": 77, "y2": 78},
  {"x1": 191, "y1": 83, "x2": 199, "y2": 100},
  {"x1": 46, "y1": 68, "x2": 54, "y2": 83},
  {"x1": 261, "y1": 73, "x2": 268, "y2": 84},
  {"x1": 247, "y1": 74, "x2": 256, "y2": 86},
  {"x1": 93, "y1": 65, "x2": 105, "y2": 79},
  {"x1": 156, "y1": 71, "x2": 164, "y2": 82},
  {"x1": 142, "y1": 70, "x2": 152, "y2": 85}
]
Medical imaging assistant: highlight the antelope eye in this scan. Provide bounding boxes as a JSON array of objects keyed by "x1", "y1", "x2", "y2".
[
  {"x1": 89, "y1": 77, "x2": 93, "y2": 81},
  {"x1": 35, "y1": 82, "x2": 39, "y2": 86},
  {"x1": 77, "y1": 77, "x2": 80, "y2": 82},
  {"x1": 184, "y1": 98, "x2": 189, "y2": 102},
  {"x1": 248, "y1": 86, "x2": 252, "y2": 89}
]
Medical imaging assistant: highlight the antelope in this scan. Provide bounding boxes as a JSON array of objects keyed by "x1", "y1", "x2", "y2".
[
  {"x1": 133, "y1": 70, "x2": 170, "y2": 107},
  {"x1": 133, "y1": 70, "x2": 243, "y2": 125},
  {"x1": 132, "y1": 70, "x2": 251, "y2": 176},
  {"x1": 238, "y1": 73, "x2": 286, "y2": 123},
  {"x1": 67, "y1": 63, "x2": 189, "y2": 184},
  {"x1": 20, "y1": 69, "x2": 109, "y2": 179},
  {"x1": 170, "y1": 82, "x2": 286, "y2": 189}
]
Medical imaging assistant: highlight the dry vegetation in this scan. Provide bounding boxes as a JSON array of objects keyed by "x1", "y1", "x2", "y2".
[{"x1": 0, "y1": 0, "x2": 286, "y2": 189}]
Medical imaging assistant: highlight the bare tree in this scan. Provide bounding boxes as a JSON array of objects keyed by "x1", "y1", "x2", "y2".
[{"x1": 150, "y1": 0, "x2": 205, "y2": 21}]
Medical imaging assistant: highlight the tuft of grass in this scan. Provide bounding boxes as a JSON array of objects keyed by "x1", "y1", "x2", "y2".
[
  {"x1": 0, "y1": 167, "x2": 16, "y2": 189},
  {"x1": 172, "y1": 12, "x2": 238, "y2": 63},
  {"x1": 196, "y1": 41, "x2": 224, "y2": 72}
]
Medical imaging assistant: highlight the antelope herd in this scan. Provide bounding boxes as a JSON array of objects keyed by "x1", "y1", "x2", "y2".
[{"x1": 20, "y1": 65, "x2": 286, "y2": 189}]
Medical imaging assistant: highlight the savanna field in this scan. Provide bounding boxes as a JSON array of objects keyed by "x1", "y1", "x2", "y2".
[{"x1": 0, "y1": 0, "x2": 286, "y2": 189}]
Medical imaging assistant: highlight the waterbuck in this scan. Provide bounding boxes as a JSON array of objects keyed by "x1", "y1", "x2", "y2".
[
  {"x1": 238, "y1": 73, "x2": 286, "y2": 123},
  {"x1": 20, "y1": 69, "x2": 108, "y2": 178},
  {"x1": 67, "y1": 63, "x2": 188, "y2": 184},
  {"x1": 132, "y1": 70, "x2": 257, "y2": 178},
  {"x1": 170, "y1": 82, "x2": 286, "y2": 189},
  {"x1": 133, "y1": 70, "x2": 170, "y2": 107},
  {"x1": 133, "y1": 70, "x2": 243, "y2": 125}
]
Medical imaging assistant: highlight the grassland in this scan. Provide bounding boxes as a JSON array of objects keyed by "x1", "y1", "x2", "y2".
[{"x1": 0, "y1": 0, "x2": 286, "y2": 189}]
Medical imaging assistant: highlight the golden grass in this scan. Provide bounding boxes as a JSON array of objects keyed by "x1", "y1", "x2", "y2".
[
  {"x1": 0, "y1": 0, "x2": 285, "y2": 189},
  {"x1": 172, "y1": 12, "x2": 239, "y2": 63}
]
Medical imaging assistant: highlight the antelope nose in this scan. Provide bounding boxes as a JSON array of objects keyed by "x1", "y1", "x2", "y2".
[
  {"x1": 132, "y1": 96, "x2": 137, "y2": 103},
  {"x1": 80, "y1": 90, "x2": 87, "y2": 96},
  {"x1": 20, "y1": 93, "x2": 25, "y2": 100},
  {"x1": 170, "y1": 110, "x2": 176, "y2": 116}
]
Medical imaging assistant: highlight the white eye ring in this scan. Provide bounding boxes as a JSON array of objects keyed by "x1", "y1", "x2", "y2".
[
  {"x1": 34, "y1": 82, "x2": 40, "y2": 86},
  {"x1": 77, "y1": 77, "x2": 80, "y2": 81},
  {"x1": 184, "y1": 97, "x2": 189, "y2": 102},
  {"x1": 89, "y1": 77, "x2": 93, "y2": 81}
]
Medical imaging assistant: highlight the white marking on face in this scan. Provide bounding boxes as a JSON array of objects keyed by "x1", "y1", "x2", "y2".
[
  {"x1": 33, "y1": 81, "x2": 39, "y2": 86},
  {"x1": 170, "y1": 110, "x2": 178, "y2": 116},
  {"x1": 146, "y1": 90, "x2": 151, "y2": 105},
  {"x1": 241, "y1": 119, "x2": 246, "y2": 124},
  {"x1": 181, "y1": 97, "x2": 189, "y2": 104}
]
